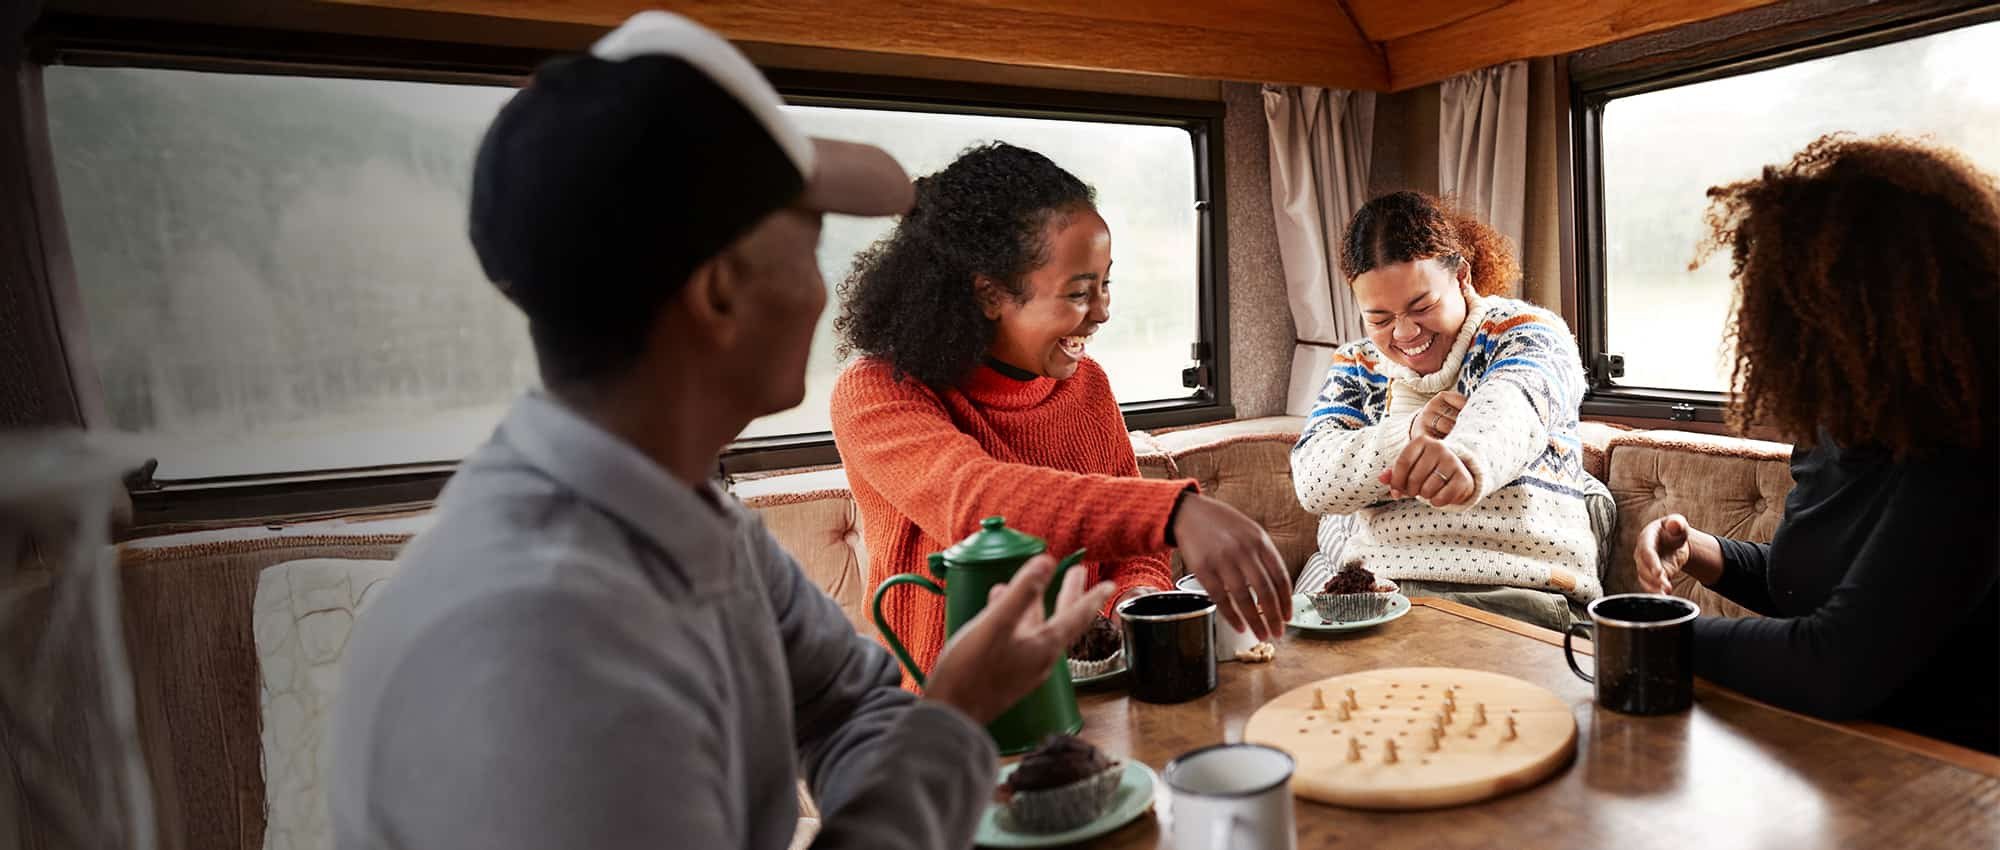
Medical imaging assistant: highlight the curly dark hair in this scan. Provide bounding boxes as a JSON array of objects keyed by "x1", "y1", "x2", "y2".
[
  {"x1": 835, "y1": 142, "x2": 1095, "y2": 388},
  {"x1": 1339, "y1": 190, "x2": 1519, "y2": 297},
  {"x1": 1695, "y1": 133, "x2": 2000, "y2": 456}
]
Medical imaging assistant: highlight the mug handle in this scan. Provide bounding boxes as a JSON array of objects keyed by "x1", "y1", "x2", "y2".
[
  {"x1": 870, "y1": 572, "x2": 945, "y2": 689},
  {"x1": 1564, "y1": 621, "x2": 1594, "y2": 684}
]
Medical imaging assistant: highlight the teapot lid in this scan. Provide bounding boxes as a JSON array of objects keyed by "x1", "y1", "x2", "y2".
[{"x1": 942, "y1": 516, "x2": 1047, "y2": 566}]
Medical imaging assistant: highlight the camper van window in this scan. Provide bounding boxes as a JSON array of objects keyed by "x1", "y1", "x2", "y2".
[
  {"x1": 40, "y1": 66, "x2": 1208, "y2": 484},
  {"x1": 1588, "y1": 18, "x2": 1999, "y2": 397}
]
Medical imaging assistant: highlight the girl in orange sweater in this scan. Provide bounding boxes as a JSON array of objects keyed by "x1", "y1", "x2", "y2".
[{"x1": 830, "y1": 142, "x2": 1291, "y2": 688}]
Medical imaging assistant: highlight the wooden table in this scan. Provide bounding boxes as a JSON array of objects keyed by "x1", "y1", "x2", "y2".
[{"x1": 1059, "y1": 599, "x2": 2000, "y2": 850}]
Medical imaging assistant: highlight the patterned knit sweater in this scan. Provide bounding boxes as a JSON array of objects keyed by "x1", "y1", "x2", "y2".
[
  {"x1": 1290, "y1": 295, "x2": 1607, "y2": 602},
  {"x1": 831, "y1": 357, "x2": 1188, "y2": 689}
]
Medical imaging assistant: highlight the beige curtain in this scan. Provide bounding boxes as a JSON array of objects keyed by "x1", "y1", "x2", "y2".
[
  {"x1": 1439, "y1": 61, "x2": 1530, "y2": 261},
  {"x1": 1262, "y1": 85, "x2": 1376, "y2": 416},
  {"x1": 1521, "y1": 58, "x2": 1565, "y2": 311}
]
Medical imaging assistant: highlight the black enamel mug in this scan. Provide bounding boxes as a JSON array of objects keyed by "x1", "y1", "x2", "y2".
[
  {"x1": 1118, "y1": 591, "x2": 1217, "y2": 704},
  {"x1": 1564, "y1": 593, "x2": 1699, "y2": 715}
]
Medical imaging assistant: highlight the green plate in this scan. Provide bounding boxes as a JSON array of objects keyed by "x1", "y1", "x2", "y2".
[
  {"x1": 975, "y1": 760, "x2": 1157, "y2": 848},
  {"x1": 1287, "y1": 591, "x2": 1411, "y2": 632}
]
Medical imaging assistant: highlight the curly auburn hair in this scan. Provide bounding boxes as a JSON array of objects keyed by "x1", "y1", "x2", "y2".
[
  {"x1": 1695, "y1": 133, "x2": 2000, "y2": 456},
  {"x1": 1339, "y1": 190, "x2": 1520, "y2": 297},
  {"x1": 835, "y1": 142, "x2": 1095, "y2": 388}
]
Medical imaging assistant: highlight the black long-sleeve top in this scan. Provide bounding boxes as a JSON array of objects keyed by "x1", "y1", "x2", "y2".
[{"x1": 1693, "y1": 437, "x2": 1999, "y2": 754}]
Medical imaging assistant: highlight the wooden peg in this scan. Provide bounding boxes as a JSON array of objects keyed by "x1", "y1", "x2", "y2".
[
  {"x1": 1337, "y1": 702, "x2": 1351, "y2": 721},
  {"x1": 1444, "y1": 688, "x2": 1457, "y2": 710},
  {"x1": 1442, "y1": 703, "x2": 1454, "y2": 725},
  {"x1": 1428, "y1": 727, "x2": 1442, "y2": 752},
  {"x1": 1504, "y1": 716, "x2": 1518, "y2": 741},
  {"x1": 1385, "y1": 739, "x2": 1399, "y2": 764},
  {"x1": 1474, "y1": 703, "x2": 1488, "y2": 726},
  {"x1": 1347, "y1": 737, "x2": 1362, "y2": 762},
  {"x1": 1312, "y1": 688, "x2": 1326, "y2": 710},
  {"x1": 1345, "y1": 688, "x2": 1359, "y2": 710}
]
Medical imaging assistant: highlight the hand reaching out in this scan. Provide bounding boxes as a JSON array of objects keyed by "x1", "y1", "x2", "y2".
[
  {"x1": 1169, "y1": 493, "x2": 1293, "y2": 641},
  {"x1": 1380, "y1": 434, "x2": 1476, "y2": 507}
]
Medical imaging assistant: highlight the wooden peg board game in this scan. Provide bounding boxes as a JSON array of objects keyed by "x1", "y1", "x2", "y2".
[{"x1": 1244, "y1": 667, "x2": 1576, "y2": 810}]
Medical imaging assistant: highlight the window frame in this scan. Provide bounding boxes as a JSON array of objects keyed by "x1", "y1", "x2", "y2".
[
  {"x1": 1568, "y1": 3, "x2": 2000, "y2": 426},
  {"x1": 23, "y1": 15, "x2": 1232, "y2": 526}
]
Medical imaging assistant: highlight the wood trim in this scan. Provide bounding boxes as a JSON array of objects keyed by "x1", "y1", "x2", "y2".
[
  {"x1": 1415, "y1": 597, "x2": 2000, "y2": 778},
  {"x1": 1411, "y1": 596, "x2": 1583, "y2": 649},
  {"x1": 1384, "y1": 0, "x2": 1785, "y2": 91},
  {"x1": 1841, "y1": 722, "x2": 2000, "y2": 778},
  {"x1": 325, "y1": 0, "x2": 1391, "y2": 90},
  {"x1": 1345, "y1": 0, "x2": 1506, "y2": 43},
  {"x1": 1568, "y1": 0, "x2": 1995, "y2": 93}
]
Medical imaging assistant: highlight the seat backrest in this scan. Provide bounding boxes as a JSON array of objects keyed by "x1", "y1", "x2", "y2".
[
  {"x1": 254, "y1": 558, "x2": 399, "y2": 850},
  {"x1": 117, "y1": 524, "x2": 419, "y2": 850},
  {"x1": 1601, "y1": 430, "x2": 1795, "y2": 617}
]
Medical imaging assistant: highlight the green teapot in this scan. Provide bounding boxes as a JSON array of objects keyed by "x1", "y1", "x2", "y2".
[{"x1": 870, "y1": 516, "x2": 1087, "y2": 755}]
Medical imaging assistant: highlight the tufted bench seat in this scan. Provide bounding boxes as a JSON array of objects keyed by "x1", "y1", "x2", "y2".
[{"x1": 86, "y1": 418, "x2": 1792, "y2": 850}]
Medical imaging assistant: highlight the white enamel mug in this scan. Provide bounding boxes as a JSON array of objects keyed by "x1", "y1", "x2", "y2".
[
  {"x1": 1174, "y1": 575, "x2": 1264, "y2": 661},
  {"x1": 1162, "y1": 743, "x2": 1297, "y2": 850}
]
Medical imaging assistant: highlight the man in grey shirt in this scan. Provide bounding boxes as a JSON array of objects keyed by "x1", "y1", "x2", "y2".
[{"x1": 330, "y1": 12, "x2": 1113, "y2": 850}]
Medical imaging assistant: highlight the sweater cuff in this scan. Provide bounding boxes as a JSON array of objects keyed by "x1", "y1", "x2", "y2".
[
  {"x1": 1153, "y1": 480, "x2": 1200, "y2": 550},
  {"x1": 1377, "y1": 413, "x2": 1415, "y2": 462}
]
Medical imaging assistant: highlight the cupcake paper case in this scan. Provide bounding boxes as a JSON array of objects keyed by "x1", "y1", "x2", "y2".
[
  {"x1": 1311, "y1": 577, "x2": 1399, "y2": 623},
  {"x1": 995, "y1": 763, "x2": 1123, "y2": 834},
  {"x1": 1067, "y1": 647, "x2": 1124, "y2": 680},
  {"x1": 995, "y1": 735, "x2": 1124, "y2": 834}
]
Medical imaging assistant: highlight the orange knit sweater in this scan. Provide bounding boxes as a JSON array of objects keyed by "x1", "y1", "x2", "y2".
[{"x1": 830, "y1": 356, "x2": 1192, "y2": 690}]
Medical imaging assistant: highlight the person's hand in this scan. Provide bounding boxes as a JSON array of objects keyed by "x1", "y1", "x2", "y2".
[
  {"x1": 1409, "y1": 391, "x2": 1467, "y2": 440},
  {"x1": 1380, "y1": 434, "x2": 1476, "y2": 507},
  {"x1": 1634, "y1": 513, "x2": 1691, "y2": 594},
  {"x1": 1634, "y1": 514, "x2": 1726, "y2": 594},
  {"x1": 1170, "y1": 493, "x2": 1292, "y2": 641},
  {"x1": 924, "y1": 555, "x2": 1113, "y2": 725}
]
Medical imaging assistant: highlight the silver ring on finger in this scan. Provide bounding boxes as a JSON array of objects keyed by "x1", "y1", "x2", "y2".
[{"x1": 1433, "y1": 469, "x2": 1453, "y2": 482}]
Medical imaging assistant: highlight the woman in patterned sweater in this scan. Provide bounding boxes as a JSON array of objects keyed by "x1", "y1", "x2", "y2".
[{"x1": 1290, "y1": 191, "x2": 1610, "y2": 630}]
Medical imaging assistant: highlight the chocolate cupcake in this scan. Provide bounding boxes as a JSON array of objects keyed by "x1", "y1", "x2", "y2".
[
  {"x1": 1310, "y1": 561, "x2": 1399, "y2": 623},
  {"x1": 994, "y1": 735, "x2": 1123, "y2": 833},
  {"x1": 1066, "y1": 615, "x2": 1124, "y2": 680}
]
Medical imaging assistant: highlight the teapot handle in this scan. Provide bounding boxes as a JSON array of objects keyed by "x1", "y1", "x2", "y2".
[
  {"x1": 1045, "y1": 549, "x2": 1088, "y2": 613},
  {"x1": 870, "y1": 572, "x2": 945, "y2": 689}
]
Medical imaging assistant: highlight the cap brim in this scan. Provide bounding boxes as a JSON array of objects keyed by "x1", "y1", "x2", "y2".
[{"x1": 800, "y1": 138, "x2": 913, "y2": 217}]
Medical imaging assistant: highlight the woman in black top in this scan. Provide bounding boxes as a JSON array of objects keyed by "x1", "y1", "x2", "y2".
[{"x1": 1636, "y1": 134, "x2": 1999, "y2": 755}]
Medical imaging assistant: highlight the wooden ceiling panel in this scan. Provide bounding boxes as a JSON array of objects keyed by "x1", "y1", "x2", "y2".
[
  {"x1": 1343, "y1": 0, "x2": 1506, "y2": 43},
  {"x1": 1385, "y1": 0, "x2": 1784, "y2": 90},
  {"x1": 323, "y1": 0, "x2": 1391, "y2": 89}
]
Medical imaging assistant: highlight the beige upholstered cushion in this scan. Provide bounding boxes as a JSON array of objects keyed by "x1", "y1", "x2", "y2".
[
  {"x1": 737, "y1": 468, "x2": 872, "y2": 638},
  {"x1": 253, "y1": 558, "x2": 399, "y2": 850},
  {"x1": 1603, "y1": 430, "x2": 1795, "y2": 618},
  {"x1": 1576, "y1": 420, "x2": 1628, "y2": 483},
  {"x1": 1153, "y1": 416, "x2": 1315, "y2": 580}
]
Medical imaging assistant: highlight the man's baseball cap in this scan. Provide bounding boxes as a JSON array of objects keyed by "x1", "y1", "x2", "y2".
[{"x1": 469, "y1": 11, "x2": 911, "y2": 328}]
